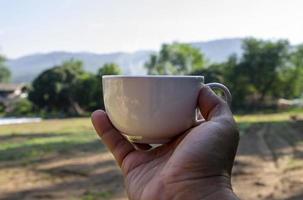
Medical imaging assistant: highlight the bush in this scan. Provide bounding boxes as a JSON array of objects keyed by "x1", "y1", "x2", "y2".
[
  {"x1": 0, "y1": 103, "x2": 5, "y2": 114},
  {"x1": 6, "y1": 98, "x2": 33, "y2": 116}
]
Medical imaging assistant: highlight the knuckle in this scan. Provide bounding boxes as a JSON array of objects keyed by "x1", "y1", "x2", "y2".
[{"x1": 219, "y1": 116, "x2": 239, "y2": 139}]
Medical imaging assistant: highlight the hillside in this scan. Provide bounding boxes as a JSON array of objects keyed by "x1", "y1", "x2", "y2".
[
  {"x1": 6, "y1": 51, "x2": 153, "y2": 83},
  {"x1": 6, "y1": 38, "x2": 243, "y2": 83},
  {"x1": 191, "y1": 38, "x2": 243, "y2": 62}
]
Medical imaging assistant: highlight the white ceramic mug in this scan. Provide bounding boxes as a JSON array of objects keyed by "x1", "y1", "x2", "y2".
[{"x1": 102, "y1": 75, "x2": 231, "y2": 144}]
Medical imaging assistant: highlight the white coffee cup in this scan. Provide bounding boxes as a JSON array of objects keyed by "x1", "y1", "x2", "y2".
[{"x1": 102, "y1": 75, "x2": 231, "y2": 144}]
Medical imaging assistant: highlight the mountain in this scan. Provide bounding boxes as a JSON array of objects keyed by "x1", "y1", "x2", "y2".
[
  {"x1": 6, "y1": 38, "x2": 243, "y2": 83},
  {"x1": 6, "y1": 51, "x2": 153, "y2": 83},
  {"x1": 191, "y1": 38, "x2": 243, "y2": 62}
]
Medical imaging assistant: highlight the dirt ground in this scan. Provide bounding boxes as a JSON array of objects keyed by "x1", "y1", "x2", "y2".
[
  {"x1": 233, "y1": 120, "x2": 303, "y2": 200},
  {"x1": 1, "y1": 120, "x2": 303, "y2": 200}
]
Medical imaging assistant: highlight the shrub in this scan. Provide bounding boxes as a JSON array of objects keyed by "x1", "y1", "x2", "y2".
[{"x1": 6, "y1": 98, "x2": 33, "y2": 116}]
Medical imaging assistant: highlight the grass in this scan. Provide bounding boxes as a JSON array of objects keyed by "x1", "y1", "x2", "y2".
[
  {"x1": 0, "y1": 109, "x2": 302, "y2": 162},
  {"x1": 235, "y1": 109, "x2": 303, "y2": 123},
  {"x1": 0, "y1": 118, "x2": 94, "y2": 134},
  {"x1": 235, "y1": 109, "x2": 303, "y2": 133},
  {"x1": 0, "y1": 118, "x2": 103, "y2": 162},
  {"x1": 286, "y1": 158, "x2": 303, "y2": 171},
  {"x1": 81, "y1": 191, "x2": 113, "y2": 200}
]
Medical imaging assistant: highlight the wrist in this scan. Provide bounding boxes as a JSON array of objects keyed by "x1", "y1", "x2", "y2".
[{"x1": 164, "y1": 175, "x2": 238, "y2": 200}]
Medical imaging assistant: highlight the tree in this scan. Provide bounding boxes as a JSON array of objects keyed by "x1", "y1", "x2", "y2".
[
  {"x1": 97, "y1": 63, "x2": 122, "y2": 109},
  {"x1": 190, "y1": 63, "x2": 226, "y2": 83},
  {"x1": 98, "y1": 63, "x2": 122, "y2": 76},
  {"x1": 72, "y1": 63, "x2": 122, "y2": 111},
  {"x1": 74, "y1": 73, "x2": 100, "y2": 111},
  {"x1": 0, "y1": 55, "x2": 11, "y2": 83},
  {"x1": 236, "y1": 38, "x2": 290, "y2": 107},
  {"x1": 190, "y1": 54, "x2": 249, "y2": 110},
  {"x1": 29, "y1": 59, "x2": 87, "y2": 115},
  {"x1": 29, "y1": 61, "x2": 123, "y2": 115},
  {"x1": 145, "y1": 43, "x2": 206, "y2": 75},
  {"x1": 191, "y1": 39, "x2": 292, "y2": 111},
  {"x1": 223, "y1": 55, "x2": 256, "y2": 110},
  {"x1": 281, "y1": 44, "x2": 303, "y2": 98}
]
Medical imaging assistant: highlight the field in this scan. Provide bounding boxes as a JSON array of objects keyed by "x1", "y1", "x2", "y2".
[{"x1": 0, "y1": 111, "x2": 303, "y2": 200}]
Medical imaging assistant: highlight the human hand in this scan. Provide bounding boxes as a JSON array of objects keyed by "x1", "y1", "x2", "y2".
[{"x1": 91, "y1": 86, "x2": 239, "y2": 200}]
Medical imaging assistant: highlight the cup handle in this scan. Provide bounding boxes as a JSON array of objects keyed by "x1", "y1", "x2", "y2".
[
  {"x1": 205, "y1": 82, "x2": 232, "y2": 105},
  {"x1": 195, "y1": 82, "x2": 232, "y2": 126}
]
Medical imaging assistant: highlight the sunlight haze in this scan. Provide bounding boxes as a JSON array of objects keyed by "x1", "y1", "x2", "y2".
[{"x1": 1, "y1": 0, "x2": 303, "y2": 58}]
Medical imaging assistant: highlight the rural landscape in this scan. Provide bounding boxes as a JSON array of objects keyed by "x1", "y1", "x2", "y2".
[
  {"x1": 1, "y1": 37, "x2": 303, "y2": 200},
  {"x1": 0, "y1": 111, "x2": 303, "y2": 200},
  {"x1": 1, "y1": 0, "x2": 303, "y2": 199}
]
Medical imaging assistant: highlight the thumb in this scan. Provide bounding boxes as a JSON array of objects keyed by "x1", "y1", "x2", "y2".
[{"x1": 198, "y1": 86, "x2": 233, "y2": 122}]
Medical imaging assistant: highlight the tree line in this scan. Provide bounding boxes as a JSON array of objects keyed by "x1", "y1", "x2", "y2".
[
  {"x1": 146, "y1": 38, "x2": 303, "y2": 112},
  {"x1": 0, "y1": 37, "x2": 302, "y2": 116}
]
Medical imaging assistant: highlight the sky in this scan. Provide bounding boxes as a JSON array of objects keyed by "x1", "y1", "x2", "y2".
[{"x1": 1, "y1": 0, "x2": 303, "y2": 58}]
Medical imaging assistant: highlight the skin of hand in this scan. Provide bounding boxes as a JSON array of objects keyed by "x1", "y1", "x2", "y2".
[{"x1": 91, "y1": 86, "x2": 240, "y2": 200}]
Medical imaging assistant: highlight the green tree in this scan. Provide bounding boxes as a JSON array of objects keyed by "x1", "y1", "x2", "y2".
[
  {"x1": 98, "y1": 63, "x2": 122, "y2": 108},
  {"x1": 190, "y1": 63, "x2": 226, "y2": 83},
  {"x1": 223, "y1": 55, "x2": 257, "y2": 110},
  {"x1": 281, "y1": 44, "x2": 303, "y2": 98},
  {"x1": 98, "y1": 63, "x2": 122, "y2": 76},
  {"x1": 75, "y1": 73, "x2": 100, "y2": 111},
  {"x1": 191, "y1": 39, "x2": 292, "y2": 111},
  {"x1": 237, "y1": 38, "x2": 290, "y2": 106},
  {"x1": 191, "y1": 38, "x2": 303, "y2": 111},
  {"x1": 0, "y1": 55, "x2": 11, "y2": 83},
  {"x1": 75, "y1": 63, "x2": 122, "y2": 111},
  {"x1": 29, "y1": 59, "x2": 87, "y2": 115},
  {"x1": 145, "y1": 43, "x2": 206, "y2": 75},
  {"x1": 190, "y1": 54, "x2": 249, "y2": 110}
]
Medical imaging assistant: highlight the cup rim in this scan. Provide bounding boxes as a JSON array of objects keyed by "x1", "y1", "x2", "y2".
[{"x1": 102, "y1": 75, "x2": 204, "y2": 79}]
